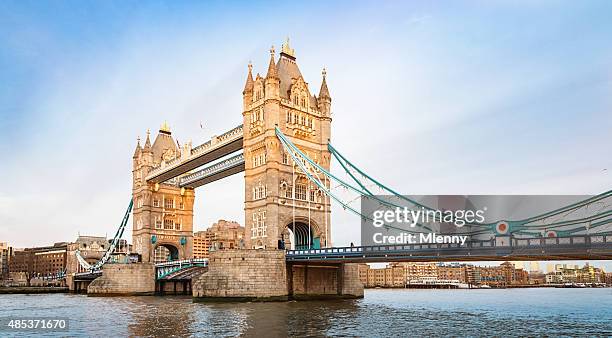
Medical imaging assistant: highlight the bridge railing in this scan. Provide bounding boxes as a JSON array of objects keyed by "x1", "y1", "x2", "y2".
[
  {"x1": 285, "y1": 234, "x2": 612, "y2": 258},
  {"x1": 155, "y1": 258, "x2": 209, "y2": 268},
  {"x1": 155, "y1": 258, "x2": 209, "y2": 279}
]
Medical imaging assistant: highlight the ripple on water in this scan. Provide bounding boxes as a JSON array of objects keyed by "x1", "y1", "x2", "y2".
[{"x1": 1, "y1": 288, "x2": 611, "y2": 337}]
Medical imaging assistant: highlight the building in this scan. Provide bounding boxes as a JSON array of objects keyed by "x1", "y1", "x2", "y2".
[
  {"x1": 132, "y1": 123, "x2": 196, "y2": 263},
  {"x1": 242, "y1": 39, "x2": 332, "y2": 250},
  {"x1": 437, "y1": 263, "x2": 469, "y2": 283},
  {"x1": 400, "y1": 262, "x2": 438, "y2": 281},
  {"x1": 9, "y1": 242, "x2": 68, "y2": 286},
  {"x1": 66, "y1": 235, "x2": 130, "y2": 274},
  {"x1": 476, "y1": 262, "x2": 528, "y2": 286},
  {"x1": 193, "y1": 220, "x2": 245, "y2": 259},
  {"x1": 358, "y1": 264, "x2": 368, "y2": 285},
  {"x1": 544, "y1": 263, "x2": 606, "y2": 284},
  {"x1": 0, "y1": 242, "x2": 11, "y2": 280},
  {"x1": 528, "y1": 272, "x2": 547, "y2": 285}
]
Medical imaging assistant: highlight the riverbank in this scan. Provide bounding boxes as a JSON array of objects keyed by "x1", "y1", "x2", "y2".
[{"x1": 0, "y1": 286, "x2": 69, "y2": 294}]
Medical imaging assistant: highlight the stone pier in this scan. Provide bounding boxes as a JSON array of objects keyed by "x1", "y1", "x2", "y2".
[
  {"x1": 193, "y1": 249, "x2": 288, "y2": 301},
  {"x1": 192, "y1": 249, "x2": 363, "y2": 301},
  {"x1": 287, "y1": 263, "x2": 364, "y2": 300},
  {"x1": 87, "y1": 263, "x2": 155, "y2": 296}
]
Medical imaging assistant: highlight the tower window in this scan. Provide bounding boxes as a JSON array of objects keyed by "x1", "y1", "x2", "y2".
[
  {"x1": 295, "y1": 184, "x2": 307, "y2": 201},
  {"x1": 252, "y1": 151, "x2": 266, "y2": 168},
  {"x1": 252, "y1": 184, "x2": 267, "y2": 200},
  {"x1": 163, "y1": 219, "x2": 174, "y2": 230},
  {"x1": 251, "y1": 210, "x2": 267, "y2": 239}
]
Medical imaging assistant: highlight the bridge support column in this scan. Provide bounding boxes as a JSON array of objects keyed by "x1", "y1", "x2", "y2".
[
  {"x1": 87, "y1": 263, "x2": 155, "y2": 296},
  {"x1": 288, "y1": 262, "x2": 363, "y2": 300},
  {"x1": 193, "y1": 249, "x2": 288, "y2": 302}
]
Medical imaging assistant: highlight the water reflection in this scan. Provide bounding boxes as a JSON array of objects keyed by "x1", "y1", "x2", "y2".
[{"x1": 1, "y1": 289, "x2": 611, "y2": 337}]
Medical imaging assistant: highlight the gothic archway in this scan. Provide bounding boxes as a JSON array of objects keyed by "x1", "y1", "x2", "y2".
[
  {"x1": 153, "y1": 244, "x2": 179, "y2": 263},
  {"x1": 285, "y1": 221, "x2": 321, "y2": 250}
]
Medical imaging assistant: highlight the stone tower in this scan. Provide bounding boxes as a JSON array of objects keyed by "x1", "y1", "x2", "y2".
[
  {"x1": 131, "y1": 123, "x2": 195, "y2": 262},
  {"x1": 243, "y1": 39, "x2": 332, "y2": 250}
]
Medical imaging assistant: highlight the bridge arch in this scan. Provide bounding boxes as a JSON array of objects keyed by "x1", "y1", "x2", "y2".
[
  {"x1": 283, "y1": 217, "x2": 322, "y2": 250},
  {"x1": 153, "y1": 243, "x2": 180, "y2": 263}
]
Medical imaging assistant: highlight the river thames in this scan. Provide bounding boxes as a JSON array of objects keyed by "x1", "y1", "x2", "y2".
[{"x1": 2, "y1": 288, "x2": 611, "y2": 337}]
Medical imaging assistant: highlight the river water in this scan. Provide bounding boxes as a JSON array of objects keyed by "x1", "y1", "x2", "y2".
[{"x1": 2, "y1": 288, "x2": 611, "y2": 337}]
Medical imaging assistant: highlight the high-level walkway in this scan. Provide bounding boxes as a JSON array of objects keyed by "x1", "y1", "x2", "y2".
[{"x1": 145, "y1": 125, "x2": 244, "y2": 185}]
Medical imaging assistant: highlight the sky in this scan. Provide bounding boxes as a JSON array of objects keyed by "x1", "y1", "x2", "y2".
[{"x1": 0, "y1": 1, "x2": 611, "y2": 268}]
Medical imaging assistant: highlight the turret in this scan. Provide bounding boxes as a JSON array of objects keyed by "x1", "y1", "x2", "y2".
[
  {"x1": 318, "y1": 68, "x2": 331, "y2": 116},
  {"x1": 264, "y1": 46, "x2": 280, "y2": 100},
  {"x1": 243, "y1": 62, "x2": 254, "y2": 111},
  {"x1": 132, "y1": 136, "x2": 142, "y2": 173},
  {"x1": 141, "y1": 129, "x2": 154, "y2": 169},
  {"x1": 133, "y1": 137, "x2": 142, "y2": 159}
]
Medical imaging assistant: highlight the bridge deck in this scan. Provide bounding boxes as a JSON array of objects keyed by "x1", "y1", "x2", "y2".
[{"x1": 286, "y1": 235, "x2": 612, "y2": 263}]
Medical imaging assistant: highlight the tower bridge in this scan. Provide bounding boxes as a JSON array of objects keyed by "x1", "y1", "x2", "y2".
[{"x1": 69, "y1": 39, "x2": 612, "y2": 300}]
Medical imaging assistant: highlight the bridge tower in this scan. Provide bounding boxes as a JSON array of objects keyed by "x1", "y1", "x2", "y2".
[
  {"x1": 131, "y1": 123, "x2": 195, "y2": 263},
  {"x1": 242, "y1": 39, "x2": 332, "y2": 250}
]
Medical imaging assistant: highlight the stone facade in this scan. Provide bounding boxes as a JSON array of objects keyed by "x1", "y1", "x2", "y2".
[
  {"x1": 193, "y1": 249, "x2": 288, "y2": 301},
  {"x1": 87, "y1": 263, "x2": 155, "y2": 296},
  {"x1": 340, "y1": 263, "x2": 365, "y2": 297},
  {"x1": 289, "y1": 263, "x2": 364, "y2": 299},
  {"x1": 132, "y1": 124, "x2": 195, "y2": 263},
  {"x1": 192, "y1": 249, "x2": 363, "y2": 301},
  {"x1": 242, "y1": 39, "x2": 333, "y2": 250}
]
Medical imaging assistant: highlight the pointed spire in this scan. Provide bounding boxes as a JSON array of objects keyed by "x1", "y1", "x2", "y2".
[
  {"x1": 281, "y1": 37, "x2": 295, "y2": 58},
  {"x1": 160, "y1": 121, "x2": 171, "y2": 134},
  {"x1": 133, "y1": 136, "x2": 142, "y2": 158},
  {"x1": 143, "y1": 129, "x2": 152, "y2": 151},
  {"x1": 266, "y1": 46, "x2": 278, "y2": 79},
  {"x1": 319, "y1": 67, "x2": 330, "y2": 100},
  {"x1": 243, "y1": 61, "x2": 254, "y2": 94}
]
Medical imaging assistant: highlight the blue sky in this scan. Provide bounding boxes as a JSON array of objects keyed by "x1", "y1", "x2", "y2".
[{"x1": 0, "y1": 1, "x2": 611, "y2": 268}]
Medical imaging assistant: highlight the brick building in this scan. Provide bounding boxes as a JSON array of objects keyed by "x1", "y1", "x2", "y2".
[
  {"x1": 9, "y1": 242, "x2": 68, "y2": 286},
  {"x1": 193, "y1": 220, "x2": 245, "y2": 259}
]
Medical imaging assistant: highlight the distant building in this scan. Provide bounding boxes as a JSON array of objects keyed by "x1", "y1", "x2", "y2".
[
  {"x1": 392, "y1": 262, "x2": 438, "y2": 282},
  {"x1": 0, "y1": 242, "x2": 11, "y2": 280},
  {"x1": 65, "y1": 235, "x2": 130, "y2": 273},
  {"x1": 358, "y1": 264, "x2": 368, "y2": 285},
  {"x1": 193, "y1": 220, "x2": 245, "y2": 259},
  {"x1": 9, "y1": 242, "x2": 68, "y2": 286},
  {"x1": 476, "y1": 262, "x2": 528, "y2": 286},
  {"x1": 545, "y1": 263, "x2": 606, "y2": 284},
  {"x1": 528, "y1": 272, "x2": 547, "y2": 284}
]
